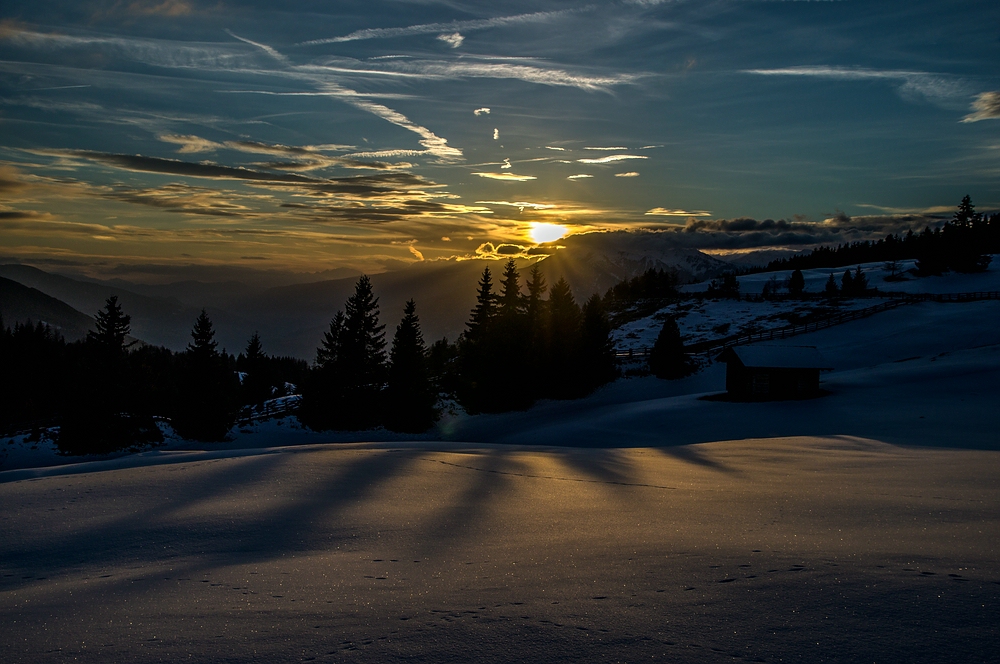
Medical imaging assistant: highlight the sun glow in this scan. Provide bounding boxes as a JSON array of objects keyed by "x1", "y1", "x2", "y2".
[{"x1": 528, "y1": 222, "x2": 567, "y2": 244}]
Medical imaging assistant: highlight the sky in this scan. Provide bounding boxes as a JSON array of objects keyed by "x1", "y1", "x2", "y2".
[{"x1": 1, "y1": 0, "x2": 998, "y2": 281}]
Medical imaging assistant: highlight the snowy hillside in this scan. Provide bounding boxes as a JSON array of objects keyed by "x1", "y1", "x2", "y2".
[
  {"x1": 615, "y1": 257, "x2": 1000, "y2": 352},
  {"x1": 4, "y1": 256, "x2": 1000, "y2": 475}
]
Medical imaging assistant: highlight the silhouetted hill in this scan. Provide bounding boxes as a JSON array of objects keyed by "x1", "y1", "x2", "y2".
[
  {"x1": 0, "y1": 264, "x2": 201, "y2": 349},
  {"x1": 0, "y1": 277, "x2": 94, "y2": 340},
  {"x1": 536, "y1": 231, "x2": 730, "y2": 292},
  {"x1": 1, "y1": 236, "x2": 733, "y2": 359}
]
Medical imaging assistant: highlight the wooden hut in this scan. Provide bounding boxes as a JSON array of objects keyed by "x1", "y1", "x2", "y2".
[{"x1": 718, "y1": 345, "x2": 831, "y2": 401}]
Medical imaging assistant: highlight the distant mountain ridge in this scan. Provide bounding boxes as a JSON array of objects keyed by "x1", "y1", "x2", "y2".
[
  {"x1": 0, "y1": 234, "x2": 734, "y2": 359},
  {"x1": 0, "y1": 277, "x2": 94, "y2": 340}
]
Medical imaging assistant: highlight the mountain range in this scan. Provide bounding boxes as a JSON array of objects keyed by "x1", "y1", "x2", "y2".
[{"x1": 0, "y1": 231, "x2": 742, "y2": 359}]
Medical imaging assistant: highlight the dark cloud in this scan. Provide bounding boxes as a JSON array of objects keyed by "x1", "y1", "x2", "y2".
[
  {"x1": 0, "y1": 210, "x2": 44, "y2": 220},
  {"x1": 671, "y1": 212, "x2": 945, "y2": 249},
  {"x1": 40, "y1": 150, "x2": 435, "y2": 198}
]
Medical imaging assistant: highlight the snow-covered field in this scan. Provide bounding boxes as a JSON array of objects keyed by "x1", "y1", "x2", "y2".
[
  {"x1": 616, "y1": 256, "x2": 1000, "y2": 352},
  {"x1": 2, "y1": 261, "x2": 1000, "y2": 663}
]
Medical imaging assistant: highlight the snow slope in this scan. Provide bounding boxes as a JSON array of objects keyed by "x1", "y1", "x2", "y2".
[{"x1": 3, "y1": 261, "x2": 1000, "y2": 664}]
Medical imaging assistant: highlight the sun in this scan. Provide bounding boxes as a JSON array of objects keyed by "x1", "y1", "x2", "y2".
[{"x1": 528, "y1": 222, "x2": 567, "y2": 244}]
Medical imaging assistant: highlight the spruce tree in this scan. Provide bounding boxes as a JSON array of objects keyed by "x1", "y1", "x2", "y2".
[
  {"x1": 788, "y1": 269, "x2": 805, "y2": 296},
  {"x1": 824, "y1": 273, "x2": 839, "y2": 297},
  {"x1": 315, "y1": 311, "x2": 345, "y2": 368},
  {"x1": 954, "y1": 194, "x2": 977, "y2": 227},
  {"x1": 466, "y1": 266, "x2": 497, "y2": 341},
  {"x1": 385, "y1": 300, "x2": 437, "y2": 432},
  {"x1": 188, "y1": 310, "x2": 218, "y2": 356},
  {"x1": 524, "y1": 264, "x2": 548, "y2": 373},
  {"x1": 88, "y1": 295, "x2": 132, "y2": 356},
  {"x1": 648, "y1": 316, "x2": 690, "y2": 379},
  {"x1": 579, "y1": 294, "x2": 618, "y2": 391},
  {"x1": 173, "y1": 310, "x2": 238, "y2": 441},
  {"x1": 239, "y1": 332, "x2": 271, "y2": 407},
  {"x1": 853, "y1": 266, "x2": 868, "y2": 293},
  {"x1": 498, "y1": 259, "x2": 523, "y2": 316},
  {"x1": 545, "y1": 277, "x2": 582, "y2": 399},
  {"x1": 62, "y1": 297, "x2": 156, "y2": 454},
  {"x1": 841, "y1": 269, "x2": 855, "y2": 296},
  {"x1": 302, "y1": 276, "x2": 386, "y2": 430}
]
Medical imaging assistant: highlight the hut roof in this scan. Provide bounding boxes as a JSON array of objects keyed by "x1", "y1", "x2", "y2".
[{"x1": 721, "y1": 345, "x2": 832, "y2": 370}]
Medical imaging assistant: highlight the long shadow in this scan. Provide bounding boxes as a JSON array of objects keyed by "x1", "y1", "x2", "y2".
[
  {"x1": 0, "y1": 452, "x2": 291, "y2": 581},
  {"x1": 412, "y1": 448, "x2": 518, "y2": 558},
  {"x1": 555, "y1": 448, "x2": 637, "y2": 487},
  {"x1": 0, "y1": 446, "x2": 423, "y2": 591},
  {"x1": 654, "y1": 445, "x2": 741, "y2": 475}
]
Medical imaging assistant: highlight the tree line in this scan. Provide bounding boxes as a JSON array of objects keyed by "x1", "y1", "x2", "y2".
[
  {"x1": 299, "y1": 260, "x2": 619, "y2": 428},
  {"x1": 1, "y1": 259, "x2": 621, "y2": 453},
  {"x1": 0, "y1": 299, "x2": 307, "y2": 453},
  {"x1": 756, "y1": 196, "x2": 997, "y2": 276}
]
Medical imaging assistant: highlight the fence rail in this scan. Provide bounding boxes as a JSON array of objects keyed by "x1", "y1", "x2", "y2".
[
  {"x1": 235, "y1": 395, "x2": 301, "y2": 425},
  {"x1": 615, "y1": 290, "x2": 1000, "y2": 361}
]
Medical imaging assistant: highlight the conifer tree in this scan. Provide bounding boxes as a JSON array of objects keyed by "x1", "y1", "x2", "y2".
[
  {"x1": 301, "y1": 276, "x2": 386, "y2": 430},
  {"x1": 824, "y1": 273, "x2": 839, "y2": 297},
  {"x1": 188, "y1": 309, "x2": 218, "y2": 356},
  {"x1": 524, "y1": 264, "x2": 549, "y2": 370},
  {"x1": 88, "y1": 295, "x2": 132, "y2": 356},
  {"x1": 498, "y1": 259, "x2": 523, "y2": 315},
  {"x1": 466, "y1": 266, "x2": 497, "y2": 341},
  {"x1": 853, "y1": 266, "x2": 868, "y2": 293},
  {"x1": 525, "y1": 264, "x2": 547, "y2": 329},
  {"x1": 61, "y1": 296, "x2": 155, "y2": 454},
  {"x1": 340, "y1": 275, "x2": 387, "y2": 394},
  {"x1": 385, "y1": 300, "x2": 437, "y2": 432},
  {"x1": 579, "y1": 294, "x2": 618, "y2": 391},
  {"x1": 648, "y1": 316, "x2": 690, "y2": 379},
  {"x1": 315, "y1": 311, "x2": 345, "y2": 368},
  {"x1": 788, "y1": 269, "x2": 805, "y2": 296},
  {"x1": 954, "y1": 194, "x2": 977, "y2": 227},
  {"x1": 173, "y1": 310, "x2": 238, "y2": 441},
  {"x1": 545, "y1": 277, "x2": 582, "y2": 398},
  {"x1": 841, "y1": 269, "x2": 855, "y2": 295},
  {"x1": 239, "y1": 332, "x2": 271, "y2": 406}
]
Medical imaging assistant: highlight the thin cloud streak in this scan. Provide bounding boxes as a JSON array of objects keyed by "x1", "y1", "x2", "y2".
[
  {"x1": 646, "y1": 207, "x2": 711, "y2": 216},
  {"x1": 577, "y1": 154, "x2": 647, "y2": 164},
  {"x1": 473, "y1": 172, "x2": 537, "y2": 181},
  {"x1": 743, "y1": 66, "x2": 970, "y2": 105},
  {"x1": 299, "y1": 10, "x2": 574, "y2": 45}
]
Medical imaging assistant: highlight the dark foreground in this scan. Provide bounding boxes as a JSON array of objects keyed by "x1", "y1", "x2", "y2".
[{"x1": 1, "y1": 438, "x2": 998, "y2": 663}]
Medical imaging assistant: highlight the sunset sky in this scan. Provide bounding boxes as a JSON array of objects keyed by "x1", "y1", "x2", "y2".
[{"x1": 1, "y1": 0, "x2": 997, "y2": 281}]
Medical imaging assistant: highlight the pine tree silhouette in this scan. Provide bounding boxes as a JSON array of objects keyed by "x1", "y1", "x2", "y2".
[
  {"x1": 954, "y1": 195, "x2": 977, "y2": 227},
  {"x1": 824, "y1": 273, "x2": 839, "y2": 297},
  {"x1": 648, "y1": 316, "x2": 690, "y2": 379},
  {"x1": 385, "y1": 300, "x2": 437, "y2": 432},
  {"x1": 315, "y1": 310, "x2": 345, "y2": 368},
  {"x1": 466, "y1": 266, "x2": 497, "y2": 341},
  {"x1": 841, "y1": 269, "x2": 855, "y2": 295},
  {"x1": 62, "y1": 297, "x2": 160, "y2": 454},
  {"x1": 853, "y1": 266, "x2": 868, "y2": 293},
  {"x1": 579, "y1": 294, "x2": 618, "y2": 391},
  {"x1": 301, "y1": 276, "x2": 386, "y2": 430},
  {"x1": 498, "y1": 259, "x2": 524, "y2": 316},
  {"x1": 188, "y1": 309, "x2": 218, "y2": 356},
  {"x1": 524, "y1": 264, "x2": 549, "y2": 378},
  {"x1": 88, "y1": 295, "x2": 132, "y2": 355},
  {"x1": 173, "y1": 310, "x2": 238, "y2": 441},
  {"x1": 239, "y1": 332, "x2": 271, "y2": 406},
  {"x1": 788, "y1": 269, "x2": 805, "y2": 296},
  {"x1": 545, "y1": 277, "x2": 582, "y2": 399}
]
